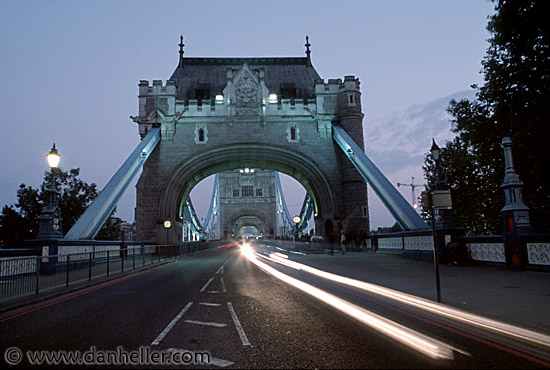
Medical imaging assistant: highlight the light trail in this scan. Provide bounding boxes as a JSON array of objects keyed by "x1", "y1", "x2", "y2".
[
  {"x1": 240, "y1": 243, "x2": 459, "y2": 360},
  {"x1": 261, "y1": 248, "x2": 550, "y2": 352},
  {"x1": 217, "y1": 239, "x2": 244, "y2": 249}
]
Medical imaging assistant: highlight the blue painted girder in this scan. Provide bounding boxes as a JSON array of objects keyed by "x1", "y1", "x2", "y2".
[
  {"x1": 64, "y1": 127, "x2": 161, "y2": 240},
  {"x1": 332, "y1": 124, "x2": 428, "y2": 230}
]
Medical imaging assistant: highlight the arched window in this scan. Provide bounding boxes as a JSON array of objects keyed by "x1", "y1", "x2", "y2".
[
  {"x1": 195, "y1": 125, "x2": 208, "y2": 144},
  {"x1": 287, "y1": 125, "x2": 299, "y2": 142}
]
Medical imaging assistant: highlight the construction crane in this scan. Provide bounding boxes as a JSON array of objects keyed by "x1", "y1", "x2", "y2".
[{"x1": 397, "y1": 177, "x2": 426, "y2": 211}]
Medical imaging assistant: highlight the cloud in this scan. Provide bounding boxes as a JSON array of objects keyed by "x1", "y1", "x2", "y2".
[
  {"x1": 364, "y1": 90, "x2": 476, "y2": 228},
  {"x1": 364, "y1": 90, "x2": 475, "y2": 176}
]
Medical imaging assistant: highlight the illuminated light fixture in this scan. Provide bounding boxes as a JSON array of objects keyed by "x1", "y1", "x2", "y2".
[
  {"x1": 239, "y1": 168, "x2": 255, "y2": 174},
  {"x1": 215, "y1": 94, "x2": 224, "y2": 102},
  {"x1": 430, "y1": 139, "x2": 440, "y2": 161},
  {"x1": 268, "y1": 94, "x2": 277, "y2": 103},
  {"x1": 47, "y1": 143, "x2": 61, "y2": 168}
]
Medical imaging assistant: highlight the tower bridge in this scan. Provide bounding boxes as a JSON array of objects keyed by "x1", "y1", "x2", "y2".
[{"x1": 65, "y1": 37, "x2": 427, "y2": 243}]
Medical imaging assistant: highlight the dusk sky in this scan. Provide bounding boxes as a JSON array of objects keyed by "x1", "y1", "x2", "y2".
[{"x1": 0, "y1": 0, "x2": 494, "y2": 231}]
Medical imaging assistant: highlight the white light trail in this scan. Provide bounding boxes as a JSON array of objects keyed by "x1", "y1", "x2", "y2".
[
  {"x1": 258, "y1": 248, "x2": 550, "y2": 351},
  {"x1": 240, "y1": 244, "x2": 457, "y2": 360}
]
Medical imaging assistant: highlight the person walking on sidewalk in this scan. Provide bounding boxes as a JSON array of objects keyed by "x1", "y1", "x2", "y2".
[{"x1": 340, "y1": 231, "x2": 347, "y2": 255}]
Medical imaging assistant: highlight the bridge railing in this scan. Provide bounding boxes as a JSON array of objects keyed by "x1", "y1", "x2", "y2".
[
  {"x1": 369, "y1": 231, "x2": 550, "y2": 270},
  {"x1": 0, "y1": 242, "x2": 216, "y2": 300}
]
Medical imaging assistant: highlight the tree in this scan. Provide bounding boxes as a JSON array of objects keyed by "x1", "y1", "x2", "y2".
[
  {"x1": 425, "y1": 0, "x2": 550, "y2": 234},
  {"x1": 0, "y1": 168, "x2": 119, "y2": 248},
  {"x1": 44, "y1": 168, "x2": 99, "y2": 233},
  {"x1": 0, "y1": 205, "x2": 32, "y2": 248}
]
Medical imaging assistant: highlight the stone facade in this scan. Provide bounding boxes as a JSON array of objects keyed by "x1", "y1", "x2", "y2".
[{"x1": 132, "y1": 48, "x2": 369, "y2": 243}]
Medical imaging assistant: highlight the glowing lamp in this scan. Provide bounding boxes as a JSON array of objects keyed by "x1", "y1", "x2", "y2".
[{"x1": 47, "y1": 144, "x2": 60, "y2": 168}]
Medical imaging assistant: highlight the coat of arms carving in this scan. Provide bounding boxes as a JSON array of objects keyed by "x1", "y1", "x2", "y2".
[{"x1": 235, "y1": 76, "x2": 258, "y2": 104}]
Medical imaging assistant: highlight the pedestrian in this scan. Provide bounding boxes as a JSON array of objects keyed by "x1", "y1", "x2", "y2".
[{"x1": 340, "y1": 231, "x2": 347, "y2": 255}]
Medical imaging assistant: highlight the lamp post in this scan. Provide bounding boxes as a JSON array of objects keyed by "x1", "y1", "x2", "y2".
[
  {"x1": 429, "y1": 139, "x2": 442, "y2": 303},
  {"x1": 163, "y1": 220, "x2": 172, "y2": 245},
  {"x1": 37, "y1": 144, "x2": 63, "y2": 240}
]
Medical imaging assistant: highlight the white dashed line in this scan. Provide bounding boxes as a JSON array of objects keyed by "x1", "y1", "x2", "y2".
[
  {"x1": 199, "y1": 302, "x2": 222, "y2": 307},
  {"x1": 220, "y1": 277, "x2": 227, "y2": 292},
  {"x1": 200, "y1": 277, "x2": 214, "y2": 292},
  {"x1": 184, "y1": 319, "x2": 227, "y2": 328},
  {"x1": 151, "y1": 302, "x2": 193, "y2": 345},
  {"x1": 227, "y1": 302, "x2": 250, "y2": 346}
]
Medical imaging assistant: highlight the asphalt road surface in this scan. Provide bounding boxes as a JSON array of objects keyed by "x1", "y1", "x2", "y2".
[{"x1": 1, "y1": 240, "x2": 548, "y2": 369}]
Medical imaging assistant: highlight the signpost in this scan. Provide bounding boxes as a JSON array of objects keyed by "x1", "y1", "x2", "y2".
[{"x1": 422, "y1": 189, "x2": 452, "y2": 303}]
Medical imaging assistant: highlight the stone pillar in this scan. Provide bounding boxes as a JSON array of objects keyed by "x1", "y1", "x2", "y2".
[{"x1": 500, "y1": 137, "x2": 531, "y2": 266}]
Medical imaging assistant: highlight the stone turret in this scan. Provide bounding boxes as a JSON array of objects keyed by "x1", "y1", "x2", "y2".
[{"x1": 336, "y1": 76, "x2": 369, "y2": 236}]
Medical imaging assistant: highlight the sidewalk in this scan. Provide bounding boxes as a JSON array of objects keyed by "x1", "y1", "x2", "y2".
[{"x1": 290, "y1": 250, "x2": 550, "y2": 334}]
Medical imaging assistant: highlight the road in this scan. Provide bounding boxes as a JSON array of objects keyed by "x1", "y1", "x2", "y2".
[{"x1": 1, "y1": 240, "x2": 549, "y2": 368}]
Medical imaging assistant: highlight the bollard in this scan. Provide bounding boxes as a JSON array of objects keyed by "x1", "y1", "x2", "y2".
[
  {"x1": 66, "y1": 255, "x2": 70, "y2": 287},
  {"x1": 35, "y1": 257, "x2": 40, "y2": 295},
  {"x1": 89, "y1": 253, "x2": 92, "y2": 281}
]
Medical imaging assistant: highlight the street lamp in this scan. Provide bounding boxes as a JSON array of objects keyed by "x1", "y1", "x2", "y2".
[
  {"x1": 430, "y1": 139, "x2": 441, "y2": 189},
  {"x1": 37, "y1": 143, "x2": 63, "y2": 240},
  {"x1": 47, "y1": 144, "x2": 61, "y2": 169},
  {"x1": 430, "y1": 139, "x2": 440, "y2": 161},
  {"x1": 163, "y1": 220, "x2": 172, "y2": 245},
  {"x1": 430, "y1": 139, "x2": 442, "y2": 302}
]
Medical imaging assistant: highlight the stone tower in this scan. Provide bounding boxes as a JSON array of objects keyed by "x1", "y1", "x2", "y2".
[{"x1": 132, "y1": 37, "x2": 369, "y2": 243}]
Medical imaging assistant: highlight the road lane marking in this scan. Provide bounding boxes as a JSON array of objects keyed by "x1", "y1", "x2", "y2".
[
  {"x1": 208, "y1": 290, "x2": 219, "y2": 294},
  {"x1": 151, "y1": 302, "x2": 193, "y2": 345},
  {"x1": 200, "y1": 277, "x2": 214, "y2": 292},
  {"x1": 199, "y1": 302, "x2": 222, "y2": 307},
  {"x1": 216, "y1": 265, "x2": 224, "y2": 274},
  {"x1": 220, "y1": 277, "x2": 227, "y2": 292},
  {"x1": 184, "y1": 319, "x2": 227, "y2": 328},
  {"x1": 165, "y1": 348, "x2": 234, "y2": 368},
  {"x1": 227, "y1": 302, "x2": 250, "y2": 346}
]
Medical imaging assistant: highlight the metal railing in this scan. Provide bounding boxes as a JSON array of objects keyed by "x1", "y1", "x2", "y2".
[{"x1": 0, "y1": 243, "x2": 212, "y2": 299}]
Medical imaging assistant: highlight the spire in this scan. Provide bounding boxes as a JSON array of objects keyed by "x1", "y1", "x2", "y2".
[
  {"x1": 305, "y1": 35, "x2": 311, "y2": 67},
  {"x1": 178, "y1": 35, "x2": 185, "y2": 67}
]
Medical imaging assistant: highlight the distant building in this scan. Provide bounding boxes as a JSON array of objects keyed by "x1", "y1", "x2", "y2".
[{"x1": 218, "y1": 169, "x2": 279, "y2": 239}]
